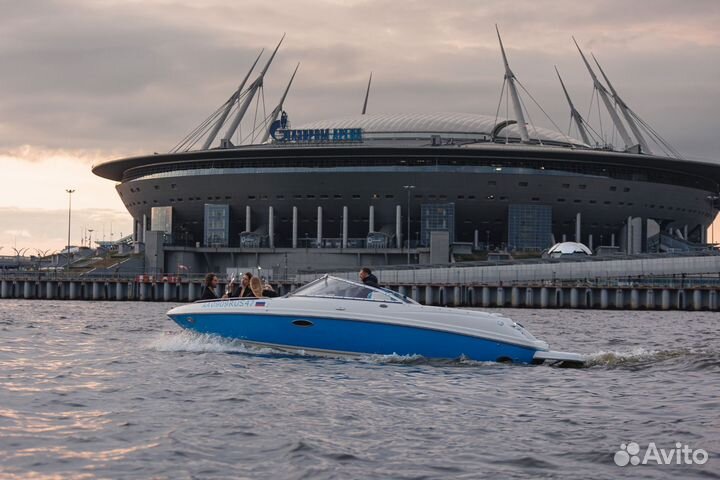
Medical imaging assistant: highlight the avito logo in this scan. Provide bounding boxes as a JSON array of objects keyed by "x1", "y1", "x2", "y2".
[{"x1": 614, "y1": 442, "x2": 709, "y2": 467}]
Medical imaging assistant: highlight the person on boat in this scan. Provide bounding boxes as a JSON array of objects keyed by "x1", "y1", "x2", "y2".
[
  {"x1": 200, "y1": 273, "x2": 219, "y2": 300},
  {"x1": 236, "y1": 272, "x2": 255, "y2": 298},
  {"x1": 249, "y1": 276, "x2": 264, "y2": 298},
  {"x1": 359, "y1": 267, "x2": 379, "y2": 288},
  {"x1": 222, "y1": 277, "x2": 238, "y2": 298}
]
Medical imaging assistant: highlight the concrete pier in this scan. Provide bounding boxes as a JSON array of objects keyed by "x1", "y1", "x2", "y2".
[{"x1": 0, "y1": 274, "x2": 718, "y2": 311}]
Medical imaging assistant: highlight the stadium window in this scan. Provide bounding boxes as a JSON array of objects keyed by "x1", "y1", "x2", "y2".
[
  {"x1": 624, "y1": 187, "x2": 630, "y2": 192},
  {"x1": 414, "y1": 194, "x2": 423, "y2": 199},
  {"x1": 562, "y1": 183, "x2": 570, "y2": 189},
  {"x1": 604, "y1": 201, "x2": 611, "y2": 205},
  {"x1": 169, "y1": 198, "x2": 175, "y2": 202},
  {"x1": 468, "y1": 195, "x2": 476, "y2": 199},
  {"x1": 610, "y1": 186, "x2": 617, "y2": 191},
  {"x1": 260, "y1": 195, "x2": 268, "y2": 200},
  {"x1": 573, "y1": 199, "x2": 581, "y2": 203},
  {"x1": 385, "y1": 194, "x2": 394, "y2": 199},
  {"x1": 153, "y1": 200, "x2": 158, "y2": 203},
  {"x1": 518, "y1": 182, "x2": 528, "y2": 187},
  {"x1": 294, "y1": 194, "x2": 302, "y2": 199},
  {"x1": 352, "y1": 194, "x2": 360, "y2": 199},
  {"x1": 531, "y1": 197, "x2": 540, "y2": 201},
  {"x1": 177, "y1": 198, "x2": 183, "y2": 202},
  {"x1": 618, "y1": 202, "x2": 625, "y2": 205},
  {"x1": 320, "y1": 195, "x2": 329, "y2": 199},
  {"x1": 589, "y1": 200, "x2": 597, "y2": 204},
  {"x1": 439, "y1": 195, "x2": 447, "y2": 199},
  {"x1": 225, "y1": 196, "x2": 231, "y2": 200},
  {"x1": 557, "y1": 198, "x2": 566, "y2": 202},
  {"x1": 276, "y1": 195, "x2": 285, "y2": 199},
  {"x1": 171, "y1": 184, "x2": 177, "y2": 189},
  {"x1": 154, "y1": 185, "x2": 160, "y2": 190},
  {"x1": 334, "y1": 194, "x2": 343, "y2": 199},
  {"x1": 499, "y1": 196, "x2": 508, "y2": 201},
  {"x1": 306, "y1": 195, "x2": 315, "y2": 199},
  {"x1": 372, "y1": 193, "x2": 380, "y2": 199},
  {"x1": 488, "y1": 181, "x2": 496, "y2": 186},
  {"x1": 248, "y1": 195, "x2": 256, "y2": 200},
  {"x1": 578, "y1": 184, "x2": 587, "y2": 189},
  {"x1": 457, "y1": 195, "x2": 465, "y2": 199}
]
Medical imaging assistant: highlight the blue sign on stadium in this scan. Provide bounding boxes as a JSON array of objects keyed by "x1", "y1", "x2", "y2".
[{"x1": 278, "y1": 128, "x2": 363, "y2": 143}]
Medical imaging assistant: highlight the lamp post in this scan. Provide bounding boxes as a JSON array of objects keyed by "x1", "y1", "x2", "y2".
[
  {"x1": 65, "y1": 189, "x2": 75, "y2": 261},
  {"x1": 403, "y1": 185, "x2": 415, "y2": 264},
  {"x1": 88, "y1": 229, "x2": 94, "y2": 251}
]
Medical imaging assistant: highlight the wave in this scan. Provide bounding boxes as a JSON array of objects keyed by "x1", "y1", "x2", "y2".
[
  {"x1": 584, "y1": 346, "x2": 718, "y2": 370},
  {"x1": 146, "y1": 331, "x2": 282, "y2": 355}
]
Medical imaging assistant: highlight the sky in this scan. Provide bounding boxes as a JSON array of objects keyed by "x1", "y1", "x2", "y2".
[{"x1": 1, "y1": 0, "x2": 719, "y2": 252}]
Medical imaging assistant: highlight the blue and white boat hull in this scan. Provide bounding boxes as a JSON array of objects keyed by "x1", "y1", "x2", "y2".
[{"x1": 167, "y1": 276, "x2": 585, "y2": 366}]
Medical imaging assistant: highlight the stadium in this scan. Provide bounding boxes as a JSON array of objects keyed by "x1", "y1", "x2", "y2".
[{"x1": 92, "y1": 35, "x2": 720, "y2": 276}]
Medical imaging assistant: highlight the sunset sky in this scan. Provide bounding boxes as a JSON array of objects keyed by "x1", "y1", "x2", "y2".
[{"x1": 1, "y1": 0, "x2": 719, "y2": 252}]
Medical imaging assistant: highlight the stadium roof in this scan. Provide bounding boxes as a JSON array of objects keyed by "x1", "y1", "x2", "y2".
[{"x1": 295, "y1": 112, "x2": 586, "y2": 147}]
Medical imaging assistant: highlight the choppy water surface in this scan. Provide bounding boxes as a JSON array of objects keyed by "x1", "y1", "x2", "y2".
[{"x1": 0, "y1": 301, "x2": 718, "y2": 479}]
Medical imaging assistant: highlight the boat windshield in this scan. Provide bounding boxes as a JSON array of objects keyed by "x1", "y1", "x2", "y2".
[{"x1": 291, "y1": 276, "x2": 403, "y2": 303}]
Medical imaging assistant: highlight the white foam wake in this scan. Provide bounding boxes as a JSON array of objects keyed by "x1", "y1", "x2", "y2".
[{"x1": 146, "y1": 331, "x2": 280, "y2": 355}]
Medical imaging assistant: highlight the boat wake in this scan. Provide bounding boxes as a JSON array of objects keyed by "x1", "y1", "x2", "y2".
[
  {"x1": 146, "y1": 331, "x2": 285, "y2": 356},
  {"x1": 584, "y1": 346, "x2": 719, "y2": 371}
]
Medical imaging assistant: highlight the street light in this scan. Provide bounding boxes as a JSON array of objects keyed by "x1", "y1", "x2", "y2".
[
  {"x1": 65, "y1": 189, "x2": 75, "y2": 261},
  {"x1": 403, "y1": 185, "x2": 415, "y2": 265},
  {"x1": 88, "y1": 229, "x2": 94, "y2": 250}
]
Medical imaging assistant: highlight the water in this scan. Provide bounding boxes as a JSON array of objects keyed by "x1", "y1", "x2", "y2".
[{"x1": 0, "y1": 301, "x2": 718, "y2": 479}]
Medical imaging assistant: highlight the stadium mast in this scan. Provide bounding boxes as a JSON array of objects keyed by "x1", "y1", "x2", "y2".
[
  {"x1": 592, "y1": 55, "x2": 652, "y2": 154},
  {"x1": 555, "y1": 66, "x2": 592, "y2": 146},
  {"x1": 362, "y1": 72, "x2": 372, "y2": 115},
  {"x1": 221, "y1": 34, "x2": 285, "y2": 147},
  {"x1": 573, "y1": 37, "x2": 634, "y2": 151},
  {"x1": 202, "y1": 49, "x2": 264, "y2": 150},
  {"x1": 496, "y1": 25, "x2": 530, "y2": 143},
  {"x1": 260, "y1": 63, "x2": 300, "y2": 143}
]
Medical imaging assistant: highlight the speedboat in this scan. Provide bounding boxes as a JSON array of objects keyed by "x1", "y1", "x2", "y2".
[{"x1": 167, "y1": 275, "x2": 585, "y2": 366}]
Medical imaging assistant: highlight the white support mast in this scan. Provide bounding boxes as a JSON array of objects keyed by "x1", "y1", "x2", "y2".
[
  {"x1": 221, "y1": 34, "x2": 285, "y2": 147},
  {"x1": 496, "y1": 26, "x2": 530, "y2": 143},
  {"x1": 555, "y1": 66, "x2": 591, "y2": 145},
  {"x1": 202, "y1": 49, "x2": 264, "y2": 150},
  {"x1": 361, "y1": 72, "x2": 372, "y2": 115},
  {"x1": 592, "y1": 55, "x2": 652, "y2": 154},
  {"x1": 260, "y1": 62, "x2": 300, "y2": 143},
  {"x1": 573, "y1": 37, "x2": 633, "y2": 150}
]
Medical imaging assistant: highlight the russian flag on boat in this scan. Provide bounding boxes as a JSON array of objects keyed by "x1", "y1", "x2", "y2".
[{"x1": 255, "y1": 301, "x2": 266, "y2": 307}]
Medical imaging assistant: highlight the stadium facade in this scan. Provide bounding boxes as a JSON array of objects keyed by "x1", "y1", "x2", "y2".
[{"x1": 92, "y1": 35, "x2": 720, "y2": 277}]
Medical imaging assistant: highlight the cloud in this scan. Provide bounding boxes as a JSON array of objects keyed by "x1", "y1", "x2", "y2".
[{"x1": 0, "y1": 0, "x2": 718, "y2": 159}]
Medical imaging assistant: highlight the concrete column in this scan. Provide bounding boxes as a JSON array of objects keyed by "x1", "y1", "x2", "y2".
[
  {"x1": 1, "y1": 280, "x2": 8, "y2": 299},
  {"x1": 292, "y1": 206, "x2": 298, "y2": 248},
  {"x1": 641, "y1": 218, "x2": 648, "y2": 253},
  {"x1": 575, "y1": 213, "x2": 581, "y2": 243},
  {"x1": 342, "y1": 206, "x2": 348, "y2": 249},
  {"x1": 627, "y1": 216, "x2": 633, "y2": 254},
  {"x1": 127, "y1": 282, "x2": 135, "y2": 301},
  {"x1": 116, "y1": 282, "x2": 125, "y2": 301},
  {"x1": 411, "y1": 286, "x2": 419, "y2": 303},
  {"x1": 677, "y1": 290, "x2": 686, "y2": 310},
  {"x1": 700, "y1": 225, "x2": 707, "y2": 244},
  {"x1": 188, "y1": 282, "x2": 197, "y2": 302},
  {"x1": 600, "y1": 289, "x2": 609, "y2": 309},
  {"x1": 268, "y1": 206, "x2": 275, "y2": 248},
  {"x1": 398, "y1": 286, "x2": 408, "y2": 297},
  {"x1": 709, "y1": 290, "x2": 718, "y2": 311},
  {"x1": 133, "y1": 220, "x2": 139, "y2": 242},
  {"x1": 496, "y1": 287, "x2": 505, "y2": 307},
  {"x1": 645, "y1": 290, "x2": 655, "y2": 309},
  {"x1": 23, "y1": 281, "x2": 32, "y2": 299},
  {"x1": 615, "y1": 289, "x2": 624, "y2": 309},
  {"x1": 482, "y1": 287, "x2": 491, "y2": 307},
  {"x1": 562, "y1": 234, "x2": 567, "y2": 242},
  {"x1": 424, "y1": 286, "x2": 434, "y2": 306},
  {"x1": 570, "y1": 288, "x2": 579, "y2": 308},
  {"x1": 46, "y1": 282, "x2": 54, "y2": 300},
  {"x1": 525, "y1": 288, "x2": 534, "y2": 307},
  {"x1": 69, "y1": 282, "x2": 77, "y2": 300},
  {"x1": 245, "y1": 206, "x2": 252, "y2": 233},
  {"x1": 661, "y1": 289, "x2": 671, "y2": 310},
  {"x1": 588, "y1": 234, "x2": 593, "y2": 251},
  {"x1": 316, "y1": 206, "x2": 323, "y2": 247},
  {"x1": 142, "y1": 214, "x2": 148, "y2": 243},
  {"x1": 611, "y1": 233, "x2": 615, "y2": 247},
  {"x1": 164, "y1": 282, "x2": 172, "y2": 302},
  {"x1": 395, "y1": 205, "x2": 402, "y2": 249},
  {"x1": 630, "y1": 289, "x2": 640, "y2": 310},
  {"x1": 693, "y1": 290, "x2": 703, "y2": 311},
  {"x1": 554, "y1": 289, "x2": 564, "y2": 308},
  {"x1": 92, "y1": 282, "x2": 101, "y2": 300},
  {"x1": 453, "y1": 286, "x2": 461, "y2": 307},
  {"x1": 139, "y1": 283, "x2": 149, "y2": 301},
  {"x1": 683, "y1": 225, "x2": 688, "y2": 241},
  {"x1": 474, "y1": 229, "x2": 479, "y2": 250},
  {"x1": 511, "y1": 287, "x2": 520, "y2": 307},
  {"x1": 369, "y1": 205, "x2": 375, "y2": 233},
  {"x1": 539, "y1": 287, "x2": 549, "y2": 308}
]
